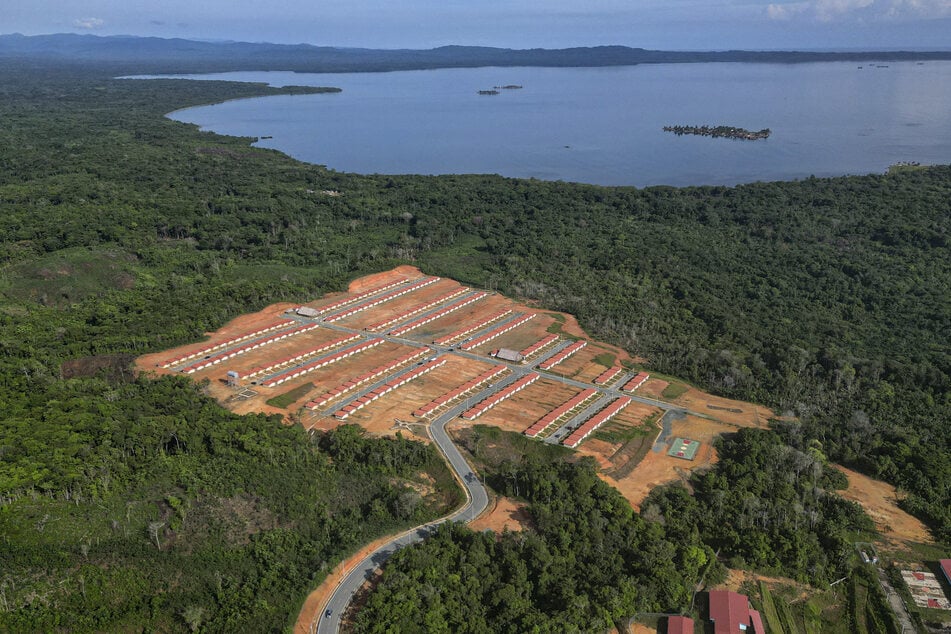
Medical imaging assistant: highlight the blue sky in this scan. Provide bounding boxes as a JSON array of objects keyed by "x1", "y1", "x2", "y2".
[{"x1": 6, "y1": 0, "x2": 951, "y2": 49}]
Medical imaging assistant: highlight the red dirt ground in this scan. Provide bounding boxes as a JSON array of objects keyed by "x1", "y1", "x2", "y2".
[
  {"x1": 468, "y1": 496, "x2": 532, "y2": 534},
  {"x1": 473, "y1": 379, "x2": 585, "y2": 434},
  {"x1": 604, "y1": 414, "x2": 736, "y2": 510},
  {"x1": 346, "y1": 265, "x2": 420, "y2": 294},
  {"x1": 835, "y1": 465, "x2": 933, "y2": 545},
  {"x1": 661, "y1": 383, "x2": 773, "y2": 428}
]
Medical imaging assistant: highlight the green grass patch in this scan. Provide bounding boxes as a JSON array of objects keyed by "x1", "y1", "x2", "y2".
[
  {"x1": 776, "y1": 593, "x2": 804, "y2": 634},
  {"x1": 265, "y1": 382, "x2": 314, "y2": 409},
  {"x1": 759, "y1": 581, "x2": 786, "y2": 634},
  {"x1": 661, "y1": 382, "x2": 689, "y2": 399},
  {"x1": 592, "y1": 352, "x2": 615, "y2": 368},
  {"x1": 546, "y1": 312, "x2": 566, "y2": 323},
  {"x1": 418, "y1": 235, "x2": 492, "y2": 287},
  {"x1": 592, "y1": 422, "x2": 649, "y2": 445},
  {"x1": 2, "y1": 246, "x2": 139, "y2": 306}
]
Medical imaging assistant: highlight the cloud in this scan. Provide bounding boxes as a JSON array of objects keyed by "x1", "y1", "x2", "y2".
[
  {"x1": 766, "y1": 2, "x2": 809, "y2": 19},
  {"x1": 73, "y1": 17, "x2": 104, "y2": 30},
  {"x1": 814, "y1": 0, "x2": 875, "y2": 21},
  {"x1": 766, "y1": 0, "x2": 950, "y2": 20},
  {"x1": 882, "y1": 0, "x2": 951, "y2": 18}
]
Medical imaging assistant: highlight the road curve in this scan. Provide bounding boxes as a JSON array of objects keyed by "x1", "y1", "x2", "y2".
[{"x1": 314, "y1": 404, "x2": 489, "y2": 634}]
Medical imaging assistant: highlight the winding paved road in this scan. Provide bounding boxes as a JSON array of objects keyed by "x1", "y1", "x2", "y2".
[{"x1": 314, "y1": 403, "x2": 489, "y2": 634}]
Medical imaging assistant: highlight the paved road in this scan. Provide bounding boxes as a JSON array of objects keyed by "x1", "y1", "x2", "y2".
[{"x1": 314, "y1": 401, "x2": 490, "y2": 634}]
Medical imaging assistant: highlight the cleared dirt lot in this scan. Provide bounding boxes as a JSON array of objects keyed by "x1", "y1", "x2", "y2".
[
  {"x1": 604, "y1": 414, "x2": 736, "y2": 510},
  {"x1": 315, "y1": 355, "x2": 500, "y2": 438},
  {"x1": 469, "y1": 496, "x2": 532, "y2": 534},
  {"x1": 140, "y1": 266, "x2": 776, "y2": 513},
  {"x1": 835, "y1": 465, "x2": 933, "y2": 545},
  {"x1": 473, "y1": 379, "x2": 584, "y2": 434},
  {"x1": 647, "y1": 381, "x2": 773, "y2": 428}
]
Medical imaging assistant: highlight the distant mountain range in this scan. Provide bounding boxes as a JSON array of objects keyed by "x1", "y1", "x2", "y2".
[{"x1": 2, "y1": 33, "x2": 950, "y2": 73}]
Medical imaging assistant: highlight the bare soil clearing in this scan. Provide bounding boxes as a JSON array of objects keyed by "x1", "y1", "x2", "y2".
[
  {"x1": 836, "y1": 465, "x2": 933, "y2": 545},
  {"x1": 346, "y1": 265, "x2": 419, "y2": 294},
  {"x1": 468, "y1": 496, "x2": 532, "y2": 534},
  {"x1": 724, "y1": 568, "x2": 810, "y2": 594},
  {"x1": 658, "y1": 384, "x2": 772, "y2": 428},
  {"x1": 605, "y1": 415, "x2": 735, "y2": 510},
  {"x1": 142, "y1": 266, "x2": 774, "y2": 488}
]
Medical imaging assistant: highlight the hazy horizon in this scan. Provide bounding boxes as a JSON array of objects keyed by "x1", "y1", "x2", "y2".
[
  {"x1": 6, "y1": 1, "x2": 951, "y2": 51},
  {"x1": 6, "y1": 32, "x2": 951, "y2": 53}
]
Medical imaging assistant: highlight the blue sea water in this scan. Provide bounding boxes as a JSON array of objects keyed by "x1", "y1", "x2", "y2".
[{"x1": 142, "y1": 62, "x2": 951, "y2": 187}]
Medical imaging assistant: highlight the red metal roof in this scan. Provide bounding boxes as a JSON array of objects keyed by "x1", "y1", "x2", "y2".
[
  {"x1": 709, "y1": 590, "x2": 750, "y2": 634},
  {"x1": 941, "y1": 559, "x2": 951, "y2": 584},
  {"x1": 748, "y1": 609, "x2": 765, "y2": 633},
  {"x1": 667, "y1": 615, "x2": 694, "y2": 634}
]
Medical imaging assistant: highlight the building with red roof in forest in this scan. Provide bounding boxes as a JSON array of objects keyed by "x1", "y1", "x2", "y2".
[
  {"x1": 708, "y1": 590, "x2": 764, "y2": 633},
  {"x1": 667, "y1": 615, "x2": 694, "y2": 634}
]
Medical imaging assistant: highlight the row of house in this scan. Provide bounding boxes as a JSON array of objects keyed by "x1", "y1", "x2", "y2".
[
  {"x1": 241, "y1": 333, "x2": 360, "y2": 380},
  {"x1": 413, "y1": 364, "x2": 508, "y2": 418},
  {"x1": 538, "y1": 340, "x2": 587, "y2": 370},
  {"x1": 389, "y1": 291, "x2": 488, "y2": 337},
  {"x1": 323, "y1": 277, "x2": 439, "y2": 323},
  {"x1": 524, "y1": 388, "x2": 598, "y2": 438},
  {"x1": 160, "y1": 318, "x2": 295, "y2": 368},
  {"x1": 181, "y1": 323, "x2": 318, "y2": 374},
  {"x1": 334, "y1": 357, "x2": 446, "y2": 419},
  {"x1": 304, "y1": 347, "x2": 430, "y2": 410},
  {"x1": 518, "y1": 333, "x2": 560, "y2": 361},
  {"x1": 461, "y1": 373, "x2": 539, "y2": 420},
  {"x1": 259, "y1": 337, "x2": 381, "y2": 387},
  {"x1": 433, "y1": 309, "x2": 513, "y2": 345},
  {"x1": 308, "y1": 277, "x2": 410, "y2": 316},
  {"x1": 562, "y1": 396, "x2": 631, "y2": 448},
  {"x1": 460, "y1": 313, "x2": 536, "y2": 351},
  {"x1": 365, "y1": 287, "x2": 468, "y2": 333}
]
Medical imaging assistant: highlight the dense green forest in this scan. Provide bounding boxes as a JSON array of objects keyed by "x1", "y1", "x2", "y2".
[
  {"x1": 0, "y1": 57, "x2": 948, "y2": 628},
  {"x1": 352, "y1": 426, "x2": 869, "y2": 632},
  {"x1": 355, "y1": 426, "x2": 725, "y2": 633},
  {"x1": 643, "y1": 429, "x2": 871, "y2": 585}
]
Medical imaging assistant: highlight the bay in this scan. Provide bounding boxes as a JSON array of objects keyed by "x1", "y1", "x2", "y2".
[{"x1": 147, "y1": 62, "x2": 951, "y2": 187}]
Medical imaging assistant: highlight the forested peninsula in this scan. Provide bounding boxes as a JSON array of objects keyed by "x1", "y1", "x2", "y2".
[
  {"x1": 0, "y1": 57, "x2": 948, "y2": 631},
  {"x1": 3, "y1": 33, "x2": 951, "y2": 73}
]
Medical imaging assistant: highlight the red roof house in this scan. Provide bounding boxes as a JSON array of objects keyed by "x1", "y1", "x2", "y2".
[
  {"x1": 748, "y1": 609, "x2": 765, "y2": 634},
  {"x1": 708, "y1": 590, "x2": 766, "y2": 633},
  {"x1": 667, "y1": 615, "x2": 694, "y2": 634},
  {"x1": 940, "y1": 559, "x2": 951, "y2": 586}
]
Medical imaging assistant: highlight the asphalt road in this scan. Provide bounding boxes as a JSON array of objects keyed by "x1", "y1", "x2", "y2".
[{"x1": 314, "y1": 401, "x2": 489, "y2": 634}]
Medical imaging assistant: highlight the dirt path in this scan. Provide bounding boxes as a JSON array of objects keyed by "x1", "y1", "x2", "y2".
[{"x1": 877, "y1": 567, "x2": 916, "y2": 634}]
